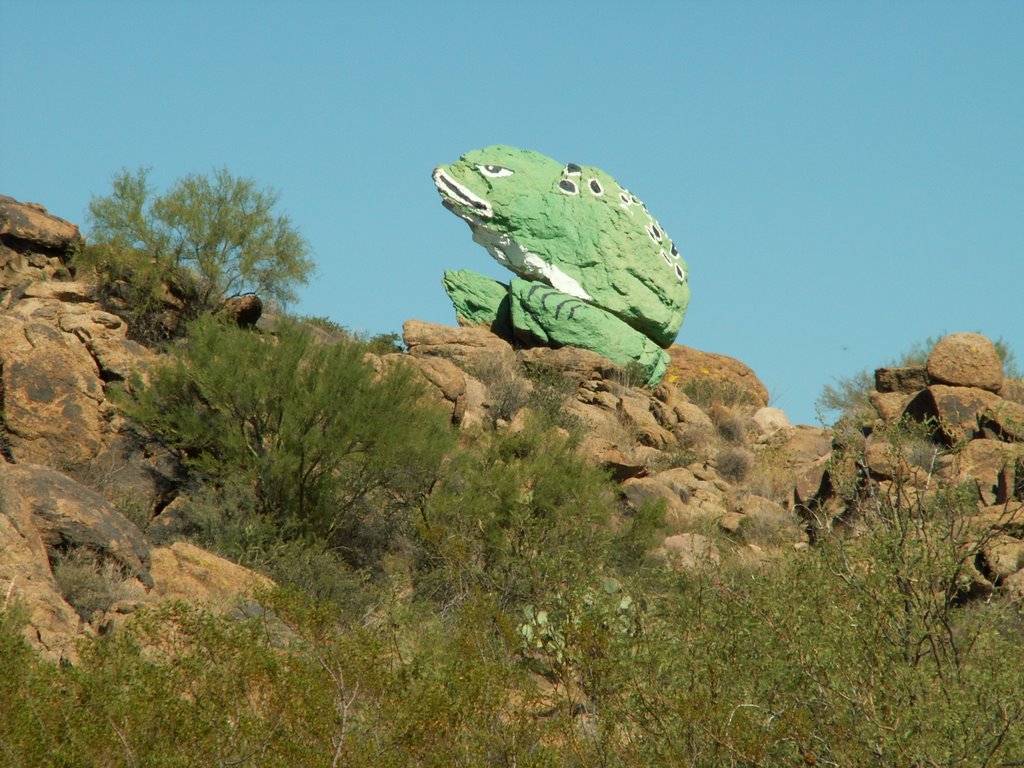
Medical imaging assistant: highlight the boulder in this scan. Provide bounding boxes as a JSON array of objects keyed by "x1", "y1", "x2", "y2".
[
  {"x1": 432, "y1": 146, "x2": 689, "y2": 350},
  {"x1": 979, "y1": 534, "x2": 1024, "y2": 581},
  {"x1": 905, "y1": 385, "x2": 1003, "y2": 444},
  {"x1": 926, "y1": 333, "x2": 1004, "y2": 392},
  {"x1": 869, "y1": 390, "x2": 915, "y2": 423},
  {"x1": 223, "y1": 294, "x2": 263, "y2": 327},
  {"x1": 0, "y1": 195, "x2": 81, "y2": 252},
  {"x1": 403, "y1": 319, "x2": 514, "y2": 365},
  {"x1": 621, "y1": 477, "x2": 693, "y2": 529},
  {"x1": 874, "y1": 366, "x2": 928, "y2": 394},
  {"x1": 752, "y1": 407, "x2": 790, "y2": 437},
  {"x1": 956, "y1": 440, "x2": 1024, "y2": 506},
  {"x1": 0, "y1": 316, "x2": 106, "y2": 465},
  {"x1": 149, "y1": 541, "x2": 272, "y2": 610},
  {"x1": 508, "y1": 279, "x2": 670, "y2": 386},
  {"x1": 982, "y1": 400, "x2": 1024, "y2": 443},
  {"x1": 616, "y1": 392, "x2": 675, "y2": 448},
  {"x1": 442, "y1": 269, "x2": 512, "y2": 333},
  {"x1": 654, "y1": 533, "x2": 721, "y2": 571},
  {"x1": 1001, "y1": 378, "x2": 1024, "y2": 405},
  {"x1": 518, "y1": 345, "x2": 620, "y2": 384},
  {"x1": 0, "y1": 469, "x2": 81, "y2": 661},
  {"x1": 0, "y1": 463, "x2": 152, "y2": 587},
  {"x1": 664, "y1": 345, "x2": 769, "y2": 408}
]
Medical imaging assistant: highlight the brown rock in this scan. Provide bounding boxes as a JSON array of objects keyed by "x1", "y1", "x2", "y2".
[
  {"x1": 591, "y1": 442, "x2": 650, "y2": 480},
  {"x1": 956, "y1": 440, "x2": 1024, "y2": 506},
  {"x1": 874, "y1": 366, "x2": 928, "y2": 394},
  {"x1": 403, "y1": 354, "x2": 467, "y2": 403},
  {"x1": 752, "y1": 407, "x2": 789, "y2": 437},
  {"x1": 927, "y1": 333, "x2": 1004, "y2": 392},
  {"x1": 1000, "y1": 378, "x2": 1024, "y2": 405},
  {"x1": 673, "y1": 400, "x2": 715, "y2": 431},
  {"x1": 621, "y1": 477, "x2": 692, "y2": 526},
  {"x1": 403, "y1": 319, "x2": 514, "y2": 365},
  {"x1": 794, "y1": 456, "x2": 830, "y2": 506},
  {"x1": 983, "y1": 400, "x2": 1024, "y2": 443},
  {"x1": 518, "y1": 345, "x2": 620, "y2": 383},
  {"x1": 0, "y1": 195, "x2": 82, "y2": 251},
  {"x1": 617, "y1": 392, "x2": 675, "y2": 448},
  {"x1": 664, "y1": 345, "x2": 769, "y2": 408},
  {"x1": 655, "y1": 533, "x2": 721, "y2": 570},
  {"x1": 733, "y1": 494, "x2": 804, "y2": 544},
  {"x1": 150, "y1": 541, "x2": 272, "y2": 609},
  {"x1": 0, "y1": 467, "x2": 81, "y2": 661},
  {"x1": 869, "y1": 390, "x2": 915, "y2": 423},
  {"x1": 905, "y1": 385, "x2": 1003, "y2": 444},
  {"x1": 0, "y1": 316, "x2": 106, "y2": 465},
  {"x1": 1002, "y1": 568, "x2": 1024, "y2": 600},
  {"x1": 979, "y1": 534, "x2": 1024, "y2": 581},
  {"x1": 223, "y1": 294, "x2": 263, "y2": 327},
  {"x1": 0, "y1": 463, "x2": 152, "y2": 587}
]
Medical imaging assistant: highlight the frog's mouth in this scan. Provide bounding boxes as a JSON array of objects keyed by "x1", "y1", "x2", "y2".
[
  {"x1": 433, "y1": 166, "x2": 593, "y2": 302},
  {"x1": 432, "y1": 168, "x2": 493, "y2": 219}
]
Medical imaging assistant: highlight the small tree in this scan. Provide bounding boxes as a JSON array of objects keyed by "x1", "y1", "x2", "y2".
[
  {"x1": 126, "y1": 316, "x2": 453, "y2": 570},
  {"x1": 80, "y1": 167, "x2": 314, "y2": 342}
]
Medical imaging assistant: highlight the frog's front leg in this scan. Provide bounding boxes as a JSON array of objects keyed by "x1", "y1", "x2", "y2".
[
  {"x1": 442, "y1": 268, "x2": 512, "y2": 337},
  {"x1": 508, "y1": 278, "x2": 669, "y2": 386}
]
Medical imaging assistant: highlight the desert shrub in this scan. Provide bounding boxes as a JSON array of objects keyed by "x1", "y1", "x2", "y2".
[
  {"x1": 470, "y1": 355, "x2": 531, "y2": 424},
  {"x1": 52, "y1": 547, "x2": 137, "y2": 621},
  {"x1": 716, "y1": 446, "x2": 753, "y2": 484},
  {"x1": 78, "y1": 167, "x2": 313, "y2": 344},
  {"x1": 124, "y1": 316, "x2": 454, "y2": 569},
  {"x1": 522, "y1": 362, "x2": 579, "y2": 429},
  {"x1": 414, "y1": 422, "x2": 619, "y2": 612},
  {"x1": 681, "y1": 377, "x2": 758, "y2": 409}
]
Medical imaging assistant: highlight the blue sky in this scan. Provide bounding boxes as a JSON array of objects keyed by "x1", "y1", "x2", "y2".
[{"x1": 2, "y1": 1, "x2": 1022, "y2": 425}]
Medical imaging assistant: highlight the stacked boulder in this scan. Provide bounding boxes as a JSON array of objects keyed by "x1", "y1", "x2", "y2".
[{"x1": 802, "y1": 332, "x2": 1024, "y2": 592}]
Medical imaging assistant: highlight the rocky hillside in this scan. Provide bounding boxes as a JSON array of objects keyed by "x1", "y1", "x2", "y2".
[
  {"x1": 2, "y1": 192, "x2": 1023, "y2": 665},
  {"x1": 0, "y1": 196, "x2": 270, "y2": 661}
]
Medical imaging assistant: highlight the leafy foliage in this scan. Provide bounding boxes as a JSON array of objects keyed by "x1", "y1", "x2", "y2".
[
  {"x1": 77, "y1": 167, "x2": 313, "y2": 343},
  {"x1": 414, "y1": 423, "x2": 619, "y2": 612},
  {"x1": 125, "y1": 316, "x2": 453, "y2": 571}
]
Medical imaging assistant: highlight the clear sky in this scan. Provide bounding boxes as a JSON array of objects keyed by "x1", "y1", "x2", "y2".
[{"x1": 2, "y1": 1, "x2": 1022, "y2": 425}]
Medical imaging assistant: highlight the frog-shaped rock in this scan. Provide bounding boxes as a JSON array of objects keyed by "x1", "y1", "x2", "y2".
[{"x1": 433, "y1": 146, "x2": 689, "y2": 385}]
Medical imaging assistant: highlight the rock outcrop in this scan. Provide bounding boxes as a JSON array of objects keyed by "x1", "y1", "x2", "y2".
[
  {"x1": 432, "y1": 146, "x2": 689, "y2": 384},
  {"x1": 0, "y1": 195, "x2": 269, "y2": 660},
  {"x1": 394, "y1": 320, "x2": 825, "y2": 565},
  {"x1": 5, "y1": 192, "x2": 1023, "y2": 663},
  {"x1": 798, "y1": 331, "x2": 1024, "y2": 589}
]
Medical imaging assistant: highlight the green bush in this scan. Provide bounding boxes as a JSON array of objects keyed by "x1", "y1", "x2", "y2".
[
  {"x1": 78, "y1": 167, "x2": 313, "y2": 343},
  {"x1": 414, "y1": 422, "x2": 619, "y2": 612},
  {"x1": 125, "y1": 316, "x2": 454, "y2": 568}
]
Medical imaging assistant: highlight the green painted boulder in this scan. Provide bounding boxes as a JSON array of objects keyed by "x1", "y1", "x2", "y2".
[
  {"x1": 442, "y1": 269, "x2": 511, "y2": 334},
  {"x1": 509, "y1": 279, "x2": 670, "y2": 386},
  {"x1": 433, "y1": 145, "x2": 689, "y2": 384}
]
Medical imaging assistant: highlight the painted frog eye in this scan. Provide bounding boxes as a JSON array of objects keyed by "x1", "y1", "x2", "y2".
[
  {"x1": 558, "y1": 179, "x2": 579, "y2": 195},
  {"x1": 588, "y1": 179, "x2": 604, "y2": 196},
  {"x1": 564, "y1": 163, "x2": 582, "y2": 175},
  {"x1": 476, "y1": 164, "x2": 513, "y2": 178}
]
